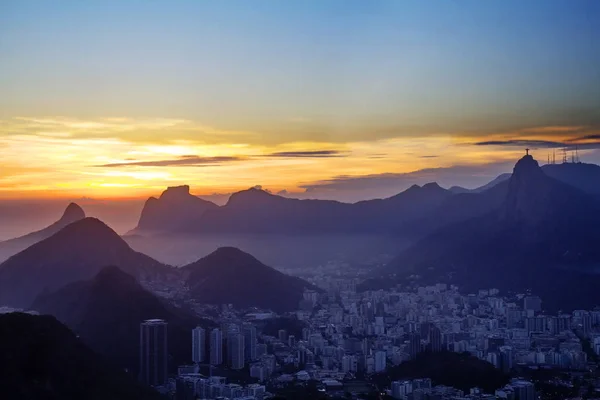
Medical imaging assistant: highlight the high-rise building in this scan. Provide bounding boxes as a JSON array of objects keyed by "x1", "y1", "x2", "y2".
[
  {"x1": 525, "y1": 315, "x2": 547, "y2": 333},
  {"x1": 374, "y1": 350, "x2": 386, "y2": 373},
  {"x1": 500, "y1": 346, "x2": 514, "y2": 374},
  {"x1": 582, "y1": 312, "x2": 592, "y2": 335},
  {"x1": 140, "y1": 319, "x2": 168, "y2": 387},
  {"x1": 557, "y1": 314, "x2": 571, "y2": 332},
  {"x1": 409, "y1": 333, "x2": 421, "y2": 359},
  {"x1": 210, "y1": 328, "x2": 223, "y2": 365},
  {"x1": 288, "y1": 335, "x2": 296, "y2": 347},
  {"x1": 230, "y1": 333, "x2": 245, "y2": 369},
  {"x1": 278, "y1": 329, "x2": 287, "y2": 342},
  {"x1": 391, "y1": 380, "x2": 413, "y2": 399},
  {"x1": 302, "y1": 327, "x2": 310, "y2": 341},
  {"x1": 429, "y1": 325, "x2": 442, "y2": 352},
  {"x1": 243, "y1": 324, "x2": 257, "y2": 362},
  {"x1": 192, "y1": 326, "x2": 206, "y2": 363},
  {"x1": 511, "y1": 379, "x2": 536, "y2": 400}
]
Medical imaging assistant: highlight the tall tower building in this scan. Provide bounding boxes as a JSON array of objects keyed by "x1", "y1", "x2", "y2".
[
  {"x1": 278, "y1": 329, "x2": 287, "y2": 342},
  {"x1": 243, "y1": 324, "x2": 257, "y2": 362},
  {"x1": 210, "y1": 328, "x2": 223, "y2": 365},
  {"x1": 409, "y1": 333, "x2": 421, "y2": 359},
  {"x1": 192, "y1": 326, "x2": 206, "y2": 363},
  {"x1": 429, "y1": 325, "x2": 442, "y2": 352},
  {"x1": 230, "y1": 333, "x2": 245, "y2": 370},
  {"x1": 140, "y1": 319, "x2": 168, "y2": 387}
]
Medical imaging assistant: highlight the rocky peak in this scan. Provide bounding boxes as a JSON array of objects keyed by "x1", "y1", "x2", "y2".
[
  {"x1": 226, "y1": 187, "x2": 277, "y2": 207},
  {"x1": 505, "y1": 155, "x2": 556, "y2": 223},
  {"x1": 59, "y1": 203, "x2": 85, "y2": 223},
  {"x1": 159, "y1": 185, "x2": 191, "y2": 200}
]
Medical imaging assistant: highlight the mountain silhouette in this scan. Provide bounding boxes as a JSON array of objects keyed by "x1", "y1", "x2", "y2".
[
  {"x1": 135, "y1": 183, "x2": 453, "y2": 235},
  {"x1": 449, "y1": 162, "x2": 600, "y2": 197},
  {"x1": 542, "y1": 162, "x2": 600, "y2": 197},
  {"x1": 183, "y1": 247, "x2": 316, "y2": 312},
  {"x1": 133, "y1": 185, "x2": 218, "y2": 232},
  {"x1": 381, "y1": 155, "x2": 600, "y2": 311},
  {"x1": 0, "y1": 217, "x2": 171, "y2": 308},
  {"x1": 449, "y1": 173, "x2": 511, "y2": 194},
  {"x1": 0, "y1": 202, "x2": 85, "y2": 261},
  {"x1": 0, "y1": 312, "x2": 161, "y2": 400},
  {"x1": 32, "y1": 266, "x2": 210, "y2": 375}
]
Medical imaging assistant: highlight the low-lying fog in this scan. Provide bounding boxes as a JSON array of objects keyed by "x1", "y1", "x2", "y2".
[{"x1": 124, "y1": 233, "x2": 409, "y2": 271}]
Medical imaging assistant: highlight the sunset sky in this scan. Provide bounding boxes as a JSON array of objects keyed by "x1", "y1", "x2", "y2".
[{"x1": 1, "y1": 0, "x2": 599, "y2": 201}]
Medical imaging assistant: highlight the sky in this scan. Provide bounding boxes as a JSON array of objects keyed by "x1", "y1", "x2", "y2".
[{"x1": 1, "y1": 0, "x2": 600, "y2": 203}]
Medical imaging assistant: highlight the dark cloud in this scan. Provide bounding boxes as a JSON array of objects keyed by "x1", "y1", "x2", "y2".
[
  {"x1": 266, "y1": 150, "x2": 344, "y2": 158},
  {"x1": 474, "y1": 139, "x2": 600, "y2": 150},
  {"x1": 567, "y1": 134, "x2": 600, "y2": 142},
  {"x1": 97, "y1": 156, "x2": 243, "y2": 167},
  {"x1": 97, "y1": 150, "x2": 346, "y2": 167},
  {"x1": 296, "y1": 162, "x2": 514, "y2": 202},
  {"x1": 474, "y1": 140, "x2": 566, "y2": 148},
  {"x1": 420, "y1": 155, "x2": 439, "y2": 158}
]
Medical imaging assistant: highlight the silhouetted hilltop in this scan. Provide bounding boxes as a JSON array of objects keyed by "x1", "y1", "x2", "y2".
[
  {"x1": 381, "y1": 155, "x2": 600, "y2": 311},
  {"x1": 135, "y1": 185, "x2": 218, "y2": 232},
  {"x1": 372, "y1": 351, "x2": 508, "y2": 393},
  {"x1": 0, "y1": 312, "x2": 161, "y2": 400},
  {"x1": 183, "y1": 247, "x2": 315, "y2": 312},
  {"x1": 0, "y1": 202, "x2": 85, "y2": 260},
  {"x1": 450, "y1": 162, "x2": 600, "y2": 197},
  {"x1": 32, "y1": 266, "x2": 210, "y2": 374},
  {"x1": 0, "y1": 217, "x2": 171, "y2": 308},
  {"x1": 542, "y1": 161, "x2": 600, "y2": 196}
]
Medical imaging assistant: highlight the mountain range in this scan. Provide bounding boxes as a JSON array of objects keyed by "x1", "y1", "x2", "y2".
[
  {"x1": 131, "y1": 182, "x2": 461, "y2": 236},
  {"x1": 2, "y1": 157, "x2": 600, "y2": 314},
  {"x1": 0, "y1": 217, "x2": 173, "y2": 308},
  {"x1": 32, "y1": 266, "x2": 210, "y2": 374},
  {"x1": 0, "y1": 202, "x2": 85, "y2": 262},
  {"x1": 0, "y1": 209, "x2": 316, "y2": 313},
  {"x1": 182, "y1": 247, "x2": 316, "y2": 312},
  {"x1": 130, "y1": 161, "x2": 600, "y2": 239},
  {"x1": 0, "y1": 312, "x2": 161, "y2": 400},
  {"x1": 375, "y1": 155, "x2": 600, "y2": 311}
]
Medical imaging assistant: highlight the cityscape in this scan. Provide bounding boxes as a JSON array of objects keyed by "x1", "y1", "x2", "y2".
[
  {"x1": 137, "y1": 278, "x2": 600, "y2": 399},
  {"x1": 2, "y1": 1, "x2": 600, "y2": 399}
]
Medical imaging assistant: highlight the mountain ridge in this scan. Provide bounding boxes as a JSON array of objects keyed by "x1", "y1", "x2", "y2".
[
  {"x1": 0, "y1": 202, "x2": 86, "y2": 261},
  {"x1": 0, "y1": 217, "x2": 172, "y2": 308},
  {"x1": 377, "y1": 155, "x2": 600, "y2": 311},
  {"x1": 32, "y1": 266, "x2": 210, "y2": 374}
]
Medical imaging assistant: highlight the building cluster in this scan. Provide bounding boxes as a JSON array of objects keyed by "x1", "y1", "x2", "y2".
[
  {"x1": 138, "y1": 279, "x2": 600, "y2": 399},
  {"x1": 296, "y1": 284, "x2": 597, "y2": 373},
  {"x1": 389, "y1": 378, "x2": 536, "y2": 400},
  {"x1": 175, "y1": 374, "x2": 266, "y2": 400}
]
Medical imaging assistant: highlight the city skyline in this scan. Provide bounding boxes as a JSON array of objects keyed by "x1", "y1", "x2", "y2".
[{"x1": 2, "y1": 1, "x2": 599, "y2": 200}]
